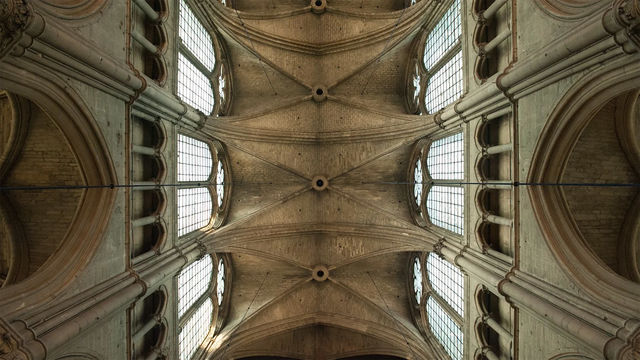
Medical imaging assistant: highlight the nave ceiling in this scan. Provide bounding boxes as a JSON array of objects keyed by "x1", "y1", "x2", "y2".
[{"x1": 192, "y1": 0, "x2": 448, "y2": 358}]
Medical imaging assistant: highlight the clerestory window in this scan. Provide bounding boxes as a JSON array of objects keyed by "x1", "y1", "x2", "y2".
[
  {"x1": 177, "y1": 135, "x2": 227, "y2": 236},
  {"x1": 178, "y1": 0, "x2": 215, "y2": 114},
  {"x1": 408, "y1": 0, "x2": 463, "y2": 114},
  {"x1": 426, "y1": 253, "x2": 464, "y2": 360},
  {"x1": 411, "y1": 253, "x2": 465, "y2": 360},
  {"x1": 425, "y1": 133, "x2": 464, "y2": 235},
  {"x1": 411, "y1": 133, "x2": 465, "y2": 235},
  {"x1": 177, "y1": 255, "x2": 227, "y2": 360},
  {"x1": 177, "y1": 256, "x2": 213, "y2": 360},
  {"x1": 177, "y1": 135, "x2": 214, "y2": 236},
  {"x1": 177, "y1": 0, "x2": 230, "y2": 115}
]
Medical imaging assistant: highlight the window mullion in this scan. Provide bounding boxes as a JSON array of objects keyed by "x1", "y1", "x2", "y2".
[
  {"x1": 179, "y1": 42, "x2": 213, "y2": 78},
  {"x1": 425, "y1": 40, "x2": 462, "y2": 78},
  {"x1": 429, "y1": 291, "x2": 463, "y2": 326},
  {"x1": 178, "y1": 293, "x2": 211, "y2": 328}
]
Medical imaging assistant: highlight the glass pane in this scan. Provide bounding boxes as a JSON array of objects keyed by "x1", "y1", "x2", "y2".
[
  {"x1": 217, "y1": 258, "x2": 225, "y2": 306},
  {"x1": 427, "y1": 253, "x2": 464, "y2": 316},
  {"x1": 423, "y1": 0, "x2": 461, "y2": 71},
  {"x1": 178, "y1": 187, "x2": 213, "y2": 236},
  {"x1": 427, "y1": 297, "x2": 463, "y2": 360},
  {"x1": 216, "y1": 161, "x2": 225, "y2": 207},
  {"x1": 179, "y1": 298, "x2": 213, "y2": 360},
  {"x1": 414, "y1": 158, "x2": 423, "y2": 206},
  {"x1": 178, "y1": 53, "x2": 215, "y2": 114},
  {"x1": 427, "y1": 133, "x2": 464, "y2": 180},
  {"x1": 413, "y1": 257, "x2": 423, "y2": 304},
  {"x1": 426, "y1": 185, "x2": 464, "y2": 235},
  {"x1": 178, "y1": 256, "x2": 213, "y2": 317},
  {"x1": 425, "y1": 50, "x2": 463, "y2": 114},
  {"x1": 179, "y1": 0, "x2": 216, "y2": 71},
  {"x1": 178, "y1": 135, "x2": 213, "y2": 182}
]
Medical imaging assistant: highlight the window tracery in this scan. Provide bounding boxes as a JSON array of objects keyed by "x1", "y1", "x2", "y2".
[
  {"x1": 413, "y1": 157, "x2": 423, "y2": 206},
  {"x1": 177, "y1": 135, "x2": 229, "y2": 236},
  {"x1": 177, "y1": 0, "x2": 231, "y2": 115},
  {"x1": 406, "y1": 0, "x2": 463, "y2": 114},
  {"x1": 216, "y1": 258, "x2": 226, "y2": 306},
  {"x1": 409, "y1": 133, "x2": 465, "y2": 235},
  {"x1": 413, "y1": 257, "x2": 423, "y2": 303}
]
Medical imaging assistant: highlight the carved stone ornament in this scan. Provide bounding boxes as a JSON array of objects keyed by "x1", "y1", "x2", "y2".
[
  {"x1": 0, "y1": 330, "x2": 18, "y2": 356},
  {"x1": 0, "y1": 0, "x2": 30, "y2": 59},
  {"x1": 612, "y1": 0, "x2": 640, "y2": 53},
  {"x1": 432, "y1": 238, "x2": 445, "y2": 259}
]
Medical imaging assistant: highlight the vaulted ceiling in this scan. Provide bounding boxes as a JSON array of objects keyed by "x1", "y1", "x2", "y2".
[{"x1": 193, "y1": 0, "x2": 449, "y2": 358}]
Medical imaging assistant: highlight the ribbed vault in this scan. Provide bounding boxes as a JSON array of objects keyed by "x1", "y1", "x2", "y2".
[{"x1": 194, "y1": 1, "x2": 446, "y2": 358}]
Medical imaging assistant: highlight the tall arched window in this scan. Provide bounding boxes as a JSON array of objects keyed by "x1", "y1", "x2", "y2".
[
  {"x1": 426, "y1": 133, "x2": 464, "y2": 235},
  {"x1": 410, "y1": 133, "x2": 465, "y2": 235},
  {"x1": 177, "y1": 255, "x2": 228, "y2": 360},
  {"x1": 407, "y1": 0, "x2": 463, "y2": 114},
  {"x1": 410, "y1": 253, "x2": 465, "y2": 360},
  {"x1": 178, "y1": 0, "x2": 216, "y2": 114},
  {"x1": 423, "y1": 0, "x2": 462, "y2": 113},
  {"x1": 177, "y1": 256, "x2": 213, "y2": 360},
  {"x1": 426, "y1": 253, "x2": 464, "y2": 360},
  {"x1": 177, "y1": 135, "x2": 214, "y2": 236},
  {"x1": 177, "y1": 135, "x2": 228, "y2": 235}
]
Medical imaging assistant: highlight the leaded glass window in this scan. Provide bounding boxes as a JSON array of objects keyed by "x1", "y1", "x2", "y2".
[
  {"x1": 176, "y1": 135, "x2": 230, "y2": 236},
  {"x1": 178, "y1": 0, "x2": 215, "y2": 114},
  {"x1": 411, "y1": 252, "x2": 465, "y2": 360},
  {"x1": 410, "y1": 0, "x2": 462, "y2": 114},
  {"x1": 426, "y1": 133, "x2": 463, "y2": 180},
  {"x1": 423, "y1": 0, "x2": 461, "y2": 71},
  {"x1": 177, "y1": 186, "x2": 213, "y2": 236},
  {"x1": 179, "y1": 298, "x2": 213, "y2": 360},
  {"x1": 178, "y1": 135, "x2": 213, "y2": 183},
  {"x1": 426, "y1": 296, "x2": 463, "y2": 360},
  {"x1": 426, "y1": 185, "x2": 464, "y2": 234},
  {"x1": 425, "y1": 51, "x2": 463, "y2": 114},
  {"x1": 178, "y1": 256, "x2": 213, "y2": 317},
  {"x1": 427, "y1": 253, "x2": 464, "y2": 316},
  {"x1": 412, "y1": 133, "x2": 465, "y2": 235},
  {"x1": 176, "y1": 254, "x2": 227, "y2": 360}
]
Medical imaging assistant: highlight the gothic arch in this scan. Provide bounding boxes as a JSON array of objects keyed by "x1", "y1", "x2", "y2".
[
  {"x1": 0, "y1": 62, "x2": 118, "y2": 313},
  {"x1": 534, "y1": 0, "x2": 608, "y2": 21},
  {"x1": 527, "y1": 56, "x2": 640, "y2": 315}
]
